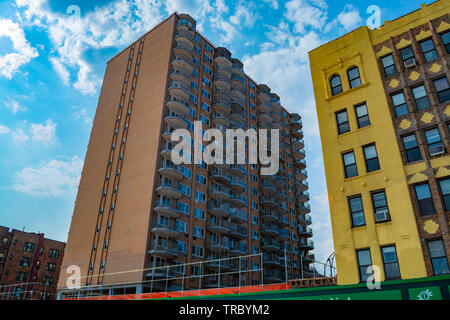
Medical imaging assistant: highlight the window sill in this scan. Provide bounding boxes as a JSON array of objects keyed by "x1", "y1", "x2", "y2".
[
  {"x1": 343, "y1": 169, "x2": 385, "y2": 182},
  {"x1": 326, "y1": 82, "x2": 370, "y2": 102},
  {"x1": 337, "y1": 123, "x2": 374, "y2": 139}
]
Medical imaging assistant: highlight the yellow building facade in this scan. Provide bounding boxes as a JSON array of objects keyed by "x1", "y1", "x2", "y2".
[{"x1": 309, "y1": 2, "x2": 449, "y2": 285}]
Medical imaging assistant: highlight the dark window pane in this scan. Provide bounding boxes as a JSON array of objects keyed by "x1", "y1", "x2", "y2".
[
  {"x1": 381, "y1": 55, "x2": 397, "y2": 77},
  {"x1": 357, "y1": 249, "x2": 373, "y2": 282},
  {"x1": 331, "y1": 75, "x2": 343, "y2": 95},
  {"x1": 403, "y1": 134, "x2": 422, "y2": 163},
  {"x1": 439, "y1": 179, "x2": 450, "y2": 211},
  {"x1": 355, "y1": 104, "x2": 370, "y2": 128},
  {"x1": 433, "y1": 77, "x2": 450, "y2": 103},
  {"x1": 441, "y1": 31, "x2": 450, "y2": 54},
  {"x1": 349, "y1": 196, "x2": 365, "y2": 227},
  {"x1": 372, "y1": 192, "x2": 387, "y2": 208},
  {"x1": 431, "y1": 258, "x2": 450, "y2": 275},
  {"x1": 412, "y1": 86, "x2": 430, "y2": 110},
  {"x1": 420, "y1": 39, "x2": 438, "y2": 62},
  {"x1": 427, "y1": 240, "x2": 449, "y2": 275},
  {"x1": 336, "y1": 110, "x2": 349, "y2": 134},
  {"x1": 395, "y1": 104, "x2": 409, "y2": 117},
  {"x1": 348, "y1": 67, "x2": 361, "y2": 88},
  {"x1": 392, "y1": 92, "x2": 408, "y2": 117},
  {"x1": 400, "y1": 46, "x2": 416, "y2": 67}
]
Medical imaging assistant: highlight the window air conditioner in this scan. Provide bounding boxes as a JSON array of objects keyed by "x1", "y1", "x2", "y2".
[
  {"x1": 404, "y1": 58, "x2": 416, "y2": 69},
  {"x1": 375, "y1": 209, "x2": 390, "y2": 222},
  {"x1": 429, "y1": 145, "x2": 445, "y2": 157}
]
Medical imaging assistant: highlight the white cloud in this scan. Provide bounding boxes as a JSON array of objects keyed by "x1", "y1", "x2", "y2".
[
  {"x1": 284, "y1": 0, "x2": 328, "y2": 34},
  {"x1": 71, "y1": 106, "x2": 92, "y2": 124},
  {"x1": 4, "y1": 99, "x2": 27, "y2": 114},
  {"x1": 230, "y1": 2, "x2": 259, "y2": 28},
  {"x1": 30, "y1": 119, "x2": 57, "y2": 145},
  {"x1": 262, "y1": 0, "x2": 279, "y2": 10},
  {"x1": 50, "y1": 57, "x2": 70, "y2": 84},
  {"x1": 0, "y1": 125, "x2": 11, "y2": 134},
  {"x1": 0, "y1": 18, "x2": 38, "y2": 79},
  {"x1": 337, "y1": 5, "x2": 362, "y2": 31},
  {"x1": 12, "y1": 156, "x2": 83, "y2": 197},
  {"x1": 12, "y1": 128, "x2": 30, "y2": 143}
]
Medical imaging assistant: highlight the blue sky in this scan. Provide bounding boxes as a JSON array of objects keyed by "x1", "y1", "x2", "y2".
[{"x1": 0, "y1": 0, "x2": 435, "y2": 264}]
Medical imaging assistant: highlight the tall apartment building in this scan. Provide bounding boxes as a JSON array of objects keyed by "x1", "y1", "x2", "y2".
[
  {"x1": 309, "y1": 1, "x2": 449, "y2": 285},
  {"x1": 58, "y1": 13, "x2": 313, "y2": 295},
  {"x1": 0, "y1": 226, "x2": 66, "y2": 300}
]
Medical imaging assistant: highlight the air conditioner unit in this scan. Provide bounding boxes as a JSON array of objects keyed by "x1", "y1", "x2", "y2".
[
  {"x1": 429, "y1": 145, "x2": 445, "y2": 157},
  {"x1": 375, "y1": 209, "x2": 390, "y2": 222},
  {"x1": 404, "y1": 58, "x2": 416, "y2": 69}
]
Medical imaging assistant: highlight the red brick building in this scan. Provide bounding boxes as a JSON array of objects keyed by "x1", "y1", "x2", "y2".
[{"x1": 0, "y1": 226, "x2": 65, "y2": 300}]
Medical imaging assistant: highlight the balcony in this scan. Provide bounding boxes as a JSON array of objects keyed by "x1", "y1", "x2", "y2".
[
  {"x1": 258, "y1": 101, "x2": 271, "y2": 113},
  {"x1": 298, "y1": 213, "x2": 312, "y2": 225},
  {"x1": 229, "y1": 207, "x2": 248, "y2": 222},
  {"x1": 293, "y1": 149, "x2": 306, "y2": 161},
  {"x1": 302, "y1": 254, "x2": 315, "y2": 263},
  {"x1": 261, "y1": 223, "x2": 278, "y2": 237},
  {"x1": 228, "y1": 224, "x2": 248, "y2": 239},
  {"x1": 271, "y1": 121, "x2": 282, "y2": 130},
  {"x1": 291, "y1": 128, "x2": 304, "y2": 139},
  {"x1": 230, "y1": 244, "x2": 247, "y2": 256},
  {"x1": 274, "y1": 176, "x2": 286, "y2": 188},
  {"x1": 174, "y1": 30, "x2": 194, "y2": 45},
  {"x1": 171, "y1": 55, "x2": 193, "y2": 71},
  {"x1": 229, "y1": 193, "x2": 247, "y2": 208},
  {"x1": 261, "y1": 195, "x2": 277, "y2": 208},
  {"x1": 271, "y1": 98, "x2": 282, "y2": 111},
  {"x1": 259, "y1": 110, "x2": 272, "y2": 123},
  {"x1": 277, "y1": 214, "x2": 289, "y2": 227},
  {"x1": 295, "y1": 169, "x2": 308, "y2": 180},
  {"x1": 212, "y1": 112, "x2": 231, "y2": 128},
  {"x1": 275, "y1": 190, "x2": 288, "y2": 201},
  {"x1": 173, "y1": 41, "x2": 192, "y2": 56},
  {"x1": 210, "y1": 168, "x2": 231, "y2": 185},
  {"x1": 263, "y1": 254, "x2": 281, "y2": 266},
  {"x1": 299, "y1": 240, "x2": 314, "y2": 250},
  {"x1": 204, "y1": 257, "x2": 235, "y2": 271},
  {"x1": 290, "y1": 117, "x2": 302, "y2": 129},
  {"x1": 229, "y1": 176, "x2": 246, "y2": 192},
  {"x1": 262, "y1": 182, "x2": 277, "y2": 195},
  {"x1": 277, "y1": 228, "x2": 290, "y2": 242},
  {"x1": 264, "y1": 272, "x2": 282, "y2": 283},
  {"x1": 261, "y1": 238, "x2": 280, "y2": 252},
  {"x1": 291, "y1": 137, "x2": 304, "y2": 148},
  {"x1": 207, "y1": 219, "x2": 230, "y2": 234},
  {"x1": 158, "y1": 162, "x2": 183, "y2": 181},
  {"x1": 151, "y1": 218, "x2": 180, "y2": 238},
  {"x1": 160, "y1": 143, "x2": 173, "y2": 159},
  {"x1": 156, "y1": 181, "x2": 182, "y2": 200},
  {"x1": 164, "y1": 112, "x2": 190, "y2": 130},
  {"x1": 274, "y1": 202, "x2": 288, "y2": 215},
  {"x1": 207, "y1": 239, "x2": 230, "y2": 252},
  {"x1": 295, "y1": 181, "x2": 308, "y2": 193},
  {"x1": 148, "y1": 242, "x2": 178, "y2": 258},
  {"x1": 231, "y1": 95, "x2": 245, "y2": 109},
  {"x1": 229, "y1": 164, "x2": 247, "y2": 177},
  {"x1": 215, "y1": 64, "x2": 232, "y2": 77},
  {"x1": 297, "y1": 203, "x2": 311, "y2": 215},
  {"x1": 208, "y1": 203, "x2": 230, "y2": 218},
  {"x1": 214, "y1": 73, "x2": 232, "y2": 89},
  {"x1": 212, "y1": 100, "x2": 232, "y2": 114},
  {"x1": 232, "y1": 62, "x2": 244, "y2": 76},
  {"x1": 177, "y1": 18, "x2": 196, "y2": 31},
  {"x1": 231, "y1": 74, "x2": 245, "y2": 88},
  {"x1": 297, "y1": 191, "x2": 310, "y2": 202},
  {"x1": 257, "y1": 91, "x2": 271, "y2": 103},
  {"x1": 298, "y1": 226, "x2": 313, "y2": 238},
  {"x1": 169, "y1": 67, "x2": 192, "y2": 84},
  {"x1": 261, "y1": 210, "x2": 278, "y2": 222},
  {"x1": 294, "y1": 159, "x2": 306, "y2": 169},
  {"x1": 153, "y1": 200, "x2": 182, "y2": 219},
  {"x1": 210, "y1": 186, "x2": 231, "y2": 201},
  {"x1": 168, "y1": 81, "x2": 191, "y2": 99}
]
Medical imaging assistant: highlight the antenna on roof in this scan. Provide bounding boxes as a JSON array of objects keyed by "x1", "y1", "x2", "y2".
[{"x1": 22, "y1": 226, "x2": 25, "y2": 232}]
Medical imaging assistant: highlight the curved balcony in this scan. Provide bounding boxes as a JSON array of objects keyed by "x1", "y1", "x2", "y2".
[
  {"x1": 263, "y1": 254, "x2": 281, "y2": 266},
  {"x1": 168, "y1": 81, "x2": 192, "y2": 100},
  {"x1": 171, "y1": 55, "x2": 194, "y2": 71},
  {"x1": 258, "y1": 101, "x2": 271, "y2": 113},
  {"x1": 160, "y1": 143, "x2": 173, "y2": 159},
  {"x1": 229, "y1": 164, "x2": 247, "y2": 177},
  {"x1": 229, "y1": 193, "x2": 247, "y2": 208},
  {"x1": 274, "y1": 202, "x2": 288, "y2": 215},
  {"x1": 209, "y1": 186, "x2": 231, "y2": 201},
  {"x1": 177, "y1": 16, "x2": 196, "y2": 31},
  {"x1": 174, "y1": 30, "x2": 194, "y2": 47},
  {"x1": 271, "y1": 111, "x2": 282, "y2": 121},
  {"x1": 302, "y1": 254, "x2": 315, "y2": 263},
  {"x1": 295, "y1": 169, "x2": 308, "y2": 181},
  {"x1": 261, "y1": 223, "x2": 278, "y2": 237},
  {"x1": 257, "y1": 91, "x2": 271, "y2": 103},
  {"x1": 298, "y1": 212, "x2": 312, "y2": 225},
  {"x1": 274, "y1": 176, "x2": 286, "y2": 188},
  {"x1": 293, "y1": 148, "x2": 306, "y2": 160},
  {"x1": 148, "y1": 242, "x2": 178, "y2": 258},
  {"x1": 271, "y1": 99, "x2": 282, "y2": 111},
  {"x1": 299, "y1": 239, "x2": 314, "y2": 250},
  {"x1": 214, "y1": 74, "x2": 232, "y2": 89},
  {"x1": 165, "y1": 96, "x2": 191, "y2": 119},
  {"x1": 295, "y1": 181, "x2": 308, "y2": 193},
  {"x1": 207, "y1": 240, "x2": 230, "y2": 252},
  {"x1": 291, "y1": 137, "x2": 304, "y2": 148},
  {"x1": 212, "y1": 100, "x2": 232, "y2": 114},
  {"x1": 259, "y1": 110, "x2": 272, "y2": 123},
  {"x1": 210, "y1": 168, "x2": 231, "y2": 185},
  {"x1": 261, "y1": 195, "x2": 277, "y2": 208},
  {"x1": 294, "y1": 159, "x2": 307, "y2": 169},
  {"x1": 272, "y1": 121, "x2": 282, "y2": 130},
  {"x1": 207, "y1": 220, "x2": 230, "y2": 234},
  {"x1": 229, "y1": 207, "x2": 248, "y2": 222},
  {"x1": 277, "y1": 214, "x2": 289, "y2": 227},
  {"x1": 230, "y1": 244, "x2": 247, "y2": 256},
  {"x1": 261, "y1": 210, "x2": 278, "y2": 222},
  {"x1": 275, "y1": 190, "x2": 288, "y2": 201},
  {"x1": 228, "y1": 224, "x2": 248, "y2": 239},
  {"x1": 173, "y1": 41, "x2": 192, "y2": 56},
  {"x1": 231, "y1": 96, "x2": 245, "y2": 109},
  {"x1": 153, "y1": 200, "x2": 182, "y2": 219},
  {"x1": 212, "y1": 113, "x2": 231, "y2": 128},
  {"x1": 290, "y1": 117, "x2": 303, "y2": 129},
  {"x1": 208, "y1": 203, "x2": 230, "y2": 218},
  {"x1": 215, "y1": 63, "x2": 232, "y2": 76},
  {"x1": 297, "y1": 191, "x2": 310, "y2": 202},
  {"x1": 156, "y1": 182, "x2": 182, "y2": 200},
  {"x1": 262, "y1": 182, "x2": 277, "y2": 195},
  {"x1": 277, "y1": 228, "x2": 290, "y2": 241},
  {"x1": 291, "y1": 129, "x2": 304, "y2": 139},
  {"x1": 164, "y1": 112, "x2": 190, "y2": 130},
  {"x1": 298, "y1": 226, "x2": 313, "y2": 238},
  {"x1": 261, "y1": 238, "x2": 280, "y2": 252},
  {"x1": 151, "y1": 218, "x2": 180, "y2": 238},
  {"x1": 232, "y1": 62, "x2": 244, "y2": 76},
  {"x1": 169, "y1": 67, "x2": 192, "y2": 84},
  {"x1": 231, "y1": 74, "x2": 245, "y2": 88},
  {"x1": 229, "y1": 177, "x2": 246, "y2": 193}
]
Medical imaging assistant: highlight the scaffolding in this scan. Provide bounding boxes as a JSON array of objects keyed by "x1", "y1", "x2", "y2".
[{"x1": 0, "y1": 282, "x2": 57, "y2": 300}]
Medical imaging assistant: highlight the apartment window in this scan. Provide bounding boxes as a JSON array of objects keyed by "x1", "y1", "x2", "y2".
[
  {"x1": 20, "y1": 257, "x2": 31, "y2": 267},
  {"x1": 372, "y1": 191, "x2": 390, "y2": 222},
  {"x1": 192, "y1": 245, "x2": 204, "y2": 258},
  {"x1": 193, "y1": 226, "x2": 205, "y2": 239},
  {"x1": 433, "y1": 77, "x2": 450, "y2": 103},
  {"x1": 48, "y1": 249, "x2": 59, "y2": 259},
  {"x1": 16, "y1": 272, "x2": 28, "y2": 282},
  {"x1": 348, "y1": 196, "x2": 366, "y2": 227},
  {"x1": 347, "y1": 67, "x2": 361, "y2": 88},
  {"x1": 355, "y1": 103, "x2": 370, "y2": 128},
  {"x1": 441, "y1": 31, "x2": 450, "y2": 54},
  {"x1": 427, "y1": 240, "x2": 450, "y2": 275},
  {"x1": 2, "y1": 237, "x2": 8, "y2": 246},
  {"x1": 177, "y1": 201, "x2": 190, "y2": 215},
  {"x1": 420, "y1": 39, "x2": 438, "y2": 62},
  {"x1": 412, "y1": 85, "x2": 430, "y2": 110},
  {"x1": 194, "y1": 208, "x2": 206, "y2": 220},
  {"x1": 175, "y1": 220, "x2": 188, "y2": 233},
  {"x1": 342, "y1": 151, "x2": 358, "y2": 178},
  {"x1": 336, "y1": 110, "x2": 350, "y2": 134},
  {"x1": 195, "y1": 190, "x2": 206, "y2": 203},
  {"x1": 43, "y1": 277, "x2": 53, "y2": 286},
  {"x1": 391, "y1": 92, "x2": 408, "y2": 117},
  {"x1": 201, "y1": 101, "x2": 210, "y2": 112},
  {"x1": 177, "y1": 241, "x2": 187, "y2": 254},
  {"x1": 424, "y1": 127, "x2": 445, "y2": 156},
  {"x1": 402, "y1": 134, "x2": 422, "y2": 163},
  {"x1": 46, "y1": 263, "x2": 56, "y2": 272},
  {"x1": 356, "y1": 249, "x2": 373, "y2": 283},
  {"x1": 414, "y1": 183, "x2": 436, "y2": 216},
  {"x1": 438, "y1": 179, "x2": 450, "y2": 212},
  {"x1": 381, "y1": 246, "x2": 401, "y2": 280},
  {"x1": 363, "y1": 144, "x2": 380, "y2": 172},
  {"x1": 381, "y1": 54, "x2": 397, "y2": 77},
  {"x1": 252, "y1": 230, "x2": 260, "y2": 240},
  {"x1": 330, "y1": 75, "x2": 342, "y2": 96},
  {"x1": 196, "y1": 174, "x2": 207, "y2": 186},
  {"x1": 399, "y1": 46, "x2": 416, "y2": 68},
  {"x1": 24, "y1": 242, "x2": 35, "y2": 252}
]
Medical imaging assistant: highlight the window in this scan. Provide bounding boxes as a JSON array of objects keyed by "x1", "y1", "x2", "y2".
[
  {"x1": 391, "y1": 92, "x2": 408, "y2": 117},
  {"x1": 355, "y1": 103, "x2": 370, "y2": 128},
  {"x1": 420, "y1": 39, "x2": 438, "y2": 62},
  {"x1": 330, "y1": 75, "x2": 342, "y2": 96},
  {"x1": 412, "y1": 85, "x2": 430, "y2": 110},
  {"x1": 441, "y1": 31, "x2": 450, "y2": 54},
  {"x1": 348, "y1": 67, "x2": 361, "y2": 88},
  {"x1": 381, "y1": 246, "x2": 401, "y2": 280},
  {"x1": 2, "y1": 237, "x2": 8, "y2": 246},
  {"x1": 402, "y1": 134, "x2": 422, "y2": 163},
  {"x1": 372, "y1": 191, "x2": 390, "y2": 222},
  {"x1": 427, "y1": 240, "x2": 449, "y2": 275},
  {"x1": 46, "y1": 263, "x2": 56, "y2": 272},
  {"x1": 342, "y1": 151, "x2": 358, "y2": 178},
  {"x1": 348, "y1": 196, "x2": 366, "y2": 227},
  {"x1": 381, "y1": 54, "x2": 397, "y2": 77},
  {"x1": 24, "y1": 242, "x2": 35, "y2": 252},
  {"x1": 414, "y1": 183, "x2": 436, "y2": 216},
  {"x1": 176, "y1": 220, "x2": 188, "y2": 233},
  {"x1": 196, "y1": 174, "x2": 206, "y2": 186},
  {"x1": 20, "y1": 257, "x2": 31, "y2": 267},
  {"x1": 195, "y1": 190, "x2": 206, "y2": 203},
  {"x1": 16, "y1": 272, "x2": 28, "y2": 282},
  {"x1": 356, "y1": 249, "x2": 373, "y2": 283},
  {"x1": 193, "y1": 226, "x2": 204, "y2": 239},
  {"x1": 399, "y1": 46, "x2": 416, "y2": 67},
  {"x1": 192, "y1": 245, "x2": 204, "y2": 258},
  {"x1": 433, "y1": 77, "x2": 450, "y2": 103},
  {"x1": 424, "y1": 127, "x2": 445, "y2": 156},
  {"x1": 43, "y1": 277, "x2": 53, "y2": 286},
  {"x1": 194, "y1": 208, "x2": 206, "y2": 220},
  {"x1": 336, "y1": 110, "x2": 350, "y2": 134},
  {"x1": 363, "y1": 144, "x2": 380, "y2": 172},
  {"x1": 438, "y1": 179, "x2": 450, "y2": 212}
]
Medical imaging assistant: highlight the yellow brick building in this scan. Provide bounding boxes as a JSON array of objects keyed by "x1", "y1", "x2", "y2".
[{"x1": 309, "y1": 2, "x2": 449, "y2": 285}]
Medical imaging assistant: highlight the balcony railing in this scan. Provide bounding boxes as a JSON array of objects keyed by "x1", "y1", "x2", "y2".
[{"x1": 229, "y1": 207, "x2": 248, "y2": 221}]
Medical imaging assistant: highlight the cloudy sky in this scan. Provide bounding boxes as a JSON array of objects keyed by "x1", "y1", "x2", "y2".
[{"x1": 0, "y1": 0, "x2": 432, "y2": 265}]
